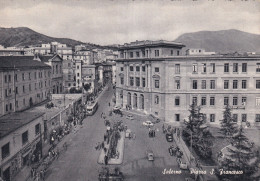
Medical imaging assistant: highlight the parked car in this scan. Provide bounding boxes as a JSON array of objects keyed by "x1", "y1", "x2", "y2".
[
  {"x1": 126, "y1": 115, "x2": 134, "y2": 120},
  {"x1": 142, "y1": 121, "x2": 154, "y2": 127},
  {"x1": 166, "y1": 133, "x2": 173, "y2": 142},
  {"x1": 148, "y1": 114, "x2": 160, "y2": 124},
  {"x1": 177, "y1": 158, "x2": 188, "y2": 170},
  {"x1": 146, "y1": 150, "x2": 154, "y2": 161},
  {"x1": 113, "y1": 106, "x2": 121, "y2": 111}
]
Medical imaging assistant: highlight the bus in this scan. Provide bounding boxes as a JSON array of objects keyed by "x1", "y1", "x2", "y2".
[{"x1": 86, "y1": 101, "x2": 98, "y2": 116}]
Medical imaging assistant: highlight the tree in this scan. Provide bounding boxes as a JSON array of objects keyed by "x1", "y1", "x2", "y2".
[
  {"x1": 183, "y1": 103, "x2": 214, "y2": 159},
  {"x1": 69, "y1": 87, "x2": 82, "y2": 93},
  {"x1": 217, "y1": 126, "x2": 258, "y2": 181},
  {"x1": 219, "y1": 105, "x2": 238, "y2": 138},
  {"x1": 83, "y1": 83, "x2": 91, "y2": 92}
]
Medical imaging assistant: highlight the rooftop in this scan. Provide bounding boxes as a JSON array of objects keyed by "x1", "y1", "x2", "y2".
[
  {"x1": 0, "y1": 56, "x2": 51, "y2": 70},
  {"x1": 0, "y1": 112, "x2": 45, "y2": 140},
  {"x1": 118, "y1": 40, "x2": 185, "y2": 50}
]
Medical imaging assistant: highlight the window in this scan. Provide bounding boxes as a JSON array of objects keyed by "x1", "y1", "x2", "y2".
[
  {"x1": 242, "y1": 114, "x2": 247, "y2": 122},
  {"x1": 5, "y1": 89, "x2": 8, "y2": 97},
  {"x1": 35, "y1": 123, "x2": 40, "y2": 135},
  {"x1": 171, "y1": 50, "x2": 174, "y2": 56},
  {"x1": 142, "y1": 51, "x2": 145, "y2": 57},
  {"x1": 202, "y1": 63, "x2": 207, "y2": 73},
  {"x1": 192, "y1": 97, "x2": 197, "y2": 105},
  {"x1": 155, "y1": 95, "x2": 159, "y2": 104},
  {"x1": 77, "y1": 73, "x2": 80, "y2": 77},
  {"x1": 77, "y1": 65, "x2": 79, "y2": 69},
  {"x1": 210, "y1": 114, "x2": 215, "y2": 122},
  {"x1": 155, "y1": 80, "x2": 159, "y2": 88},
  {"x1": 130, "y1": 66, "x2": 134, "y2": 71},
  {"x1": 256, "y1": 97, "x2": 260, "y2": 106},
  {"x1": 22, "y1": 131, "x2": 29, "y2": 145},
  {"x1": 192, "y1": 63, "x2": 198, "y2": 73},
  {"x1": 175, "y1": 114, "x2": 180, "y2": 121},
  {"x1": 242, "y1": 80, "x2": 247, "y2": 89},
  {"x1": 29, "y1": 84, "x2": 31, "y2": 91},
  {"x1": 142, "y1": 78, "x2": 146, "y2": 87},
  {"x1": 210, "y1": 63, "x2": 215, "y2": 73},
  {"x1": 224, "y1": 63, "x2": 229, "y2": 73},
  {"x1": 233, "y1": 97, "x2": 238, "y2": 105},
  {"x1": 1, "y1": 143, "x2": 10, "y2": 159},
  {"x1": 120, "y1": 67, "x2": 124, "y2": 71},
  {"x1": 256, "y1": 114, "x2": 260, "y2": 122},
  {"x1": 129, "y1": 52, "x2": 133, "y2": 58},
  {"x1": 22, "y1": 73, "x2": 25, "y2": 80},
  {"x1": 233, "y1": 80, "x2": 238, "y2": 89},
  {"x1": 8, "y1": 75, "x2": 11, "y2": 82},
  {"x1": 4, "y1": 75, "x2": 7, "y2": 83},
  {"x1": 224, "y1": 80, "x2": 229, "y2": 89},
  {"x1": 136, "y1": 77, "x2": 140, "y2": 87},
  {"x1": 155, "y1": 50, "x2": 159, "y2": 57},
  {"x1": 233, "y1": 63, "x2": 238, "y2": 72},
  {"x1": 175, "y1": 97, "x2": 180, "y2": 106},
  {"x1": 136, "y1": 66, "x2": 140, "y2": 72},
  {"x1": 224, "y1": 97, "x2": 229, "y2": 105},
  {"x1": 136, "y1": 52, "x2": 140, "y2": 57},
  {"x1": 201, "y1": 80, "x2": 206, "y2": 89},
  {"x1": 68, "y1": 83, "x2": 71, "y2": 87},
  {"x1": 142, "y1": 66, "x2": 146, "y2": 72},
  {"x1": 29, "y1": 72, "x2": 31, "y2": 80},
  {"x1": 242, "y1": 63, "x2": 247, "y2": 72},
  {"x1": 23, "y1": 86, "x2": 25, "y2": 93},
  {"x1": 15, "y1": 87, "x2": 18, "y2": 94},
  {"x1": 210, "y1": 97, "x2": 215, "y2": 105},
  {"x1": 175, "y1": 64, "x2": 180, "y2": 74},
  {"x1": 256, "y1": 63, "x2": 260, "y2": 72},
  {"x1": 120, "y1": 77, "x2": 124, "y2": 85},
  {"x1": 201, "y1": 97, "x2": 206, "y2": 106},
  {"x1": 233, "y1": 114, "x2": 238, "y2": 122},
  {"x1": 155, "y1": 67, "x2": 159, "y2": 72},
  {"x1": 176, "y1": 80, "x2": 180, "y2": 89},
  {"x1": 242, "y1": 97, "x2": 247, "y2": 105},
  {"x1": 130, "y1": 77, "x2": 134, "y2": 86},
  {"x1": 210, "y1": 80, "x2": 215, "y2": 89},
  {"x1": 256, "y1": 80, "x2": 260, "y2": 89},
  {"x1": 14, "y1": 74, "x2": 17, "y2": 82},
  {"x1": 192, "y1": 80, "x2": 197, "y2": 89}
]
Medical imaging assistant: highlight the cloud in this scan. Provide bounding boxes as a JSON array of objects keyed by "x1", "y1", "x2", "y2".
[{"x1": 0, "y1": 0, "x2": 259, "y2": 45}]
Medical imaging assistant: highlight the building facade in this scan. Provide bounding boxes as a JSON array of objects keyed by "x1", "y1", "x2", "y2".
[
  {"x1": 0, "y1": 56, "x2": 52, "y2": 116},
  {"x1": 0, "y1": 112, "x2": 45, "y2": 181},
  {"x1": 116, "y1": 40, "x2": 260, "y2": 127}
]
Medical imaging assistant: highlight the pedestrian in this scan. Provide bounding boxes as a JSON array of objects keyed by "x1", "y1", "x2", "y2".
[
  {"x1": 104, "y1": 155, "x2": 108, "y2": 165},
  {"x1": 31, "y1": 168, "x2": 34, "y2": 178},
  {"x1": 109, "y1": 102, "x2": 110, "y2": 107}
]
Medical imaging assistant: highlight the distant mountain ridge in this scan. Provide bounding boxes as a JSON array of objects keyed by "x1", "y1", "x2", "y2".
[
  {"x1": 0, "y1": 27, "x2": 113, "y2": 49},
  {"x1": 174, "y1": 29, "x2": 260, "y2": 53}
]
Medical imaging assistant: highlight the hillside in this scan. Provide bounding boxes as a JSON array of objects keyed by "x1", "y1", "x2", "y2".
[
  {"x1": 175, "y1": 29, "x2": 260, "y2": 53},
  {"x1": 0, "y1": 27, "x2": 111, "y2": 49}
]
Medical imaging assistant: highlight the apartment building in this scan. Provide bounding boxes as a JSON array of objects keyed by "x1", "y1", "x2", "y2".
[
  {"x1": 115, "y1": 40, "x2": 260, "y2": 127},
  {"x1": 0, "y1": 112, "x2": 45, "y2": 181},
  {"x1": 0, "y1": 56, "x2": 52, "y2": 116}
]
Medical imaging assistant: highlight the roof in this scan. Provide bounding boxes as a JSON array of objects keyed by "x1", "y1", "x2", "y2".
[
  {"x1": 118, "y1": 40, "x2": 185, "y2": 50},
  {"x1": 0, "y1": 112, "x2": 45, "y2": 140},
  {"x1": 0, "y1": 56, "x2": 51, "y2": 71},
  {"x1": 38, "y1": 54, "x2": 63, "y2": 63}
]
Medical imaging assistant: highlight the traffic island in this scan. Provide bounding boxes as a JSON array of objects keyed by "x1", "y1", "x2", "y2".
[{"x1": 98, "y1": 131, "x2": 125, "y2": 165}]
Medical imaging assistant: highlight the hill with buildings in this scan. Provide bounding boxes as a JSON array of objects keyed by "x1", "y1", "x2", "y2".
[
  {"x1": 175, "y1": 29, "x2": 260, "y2": 53},
  {"x1": 0, "y1": 27, "x2": 110, "y2": 49}
]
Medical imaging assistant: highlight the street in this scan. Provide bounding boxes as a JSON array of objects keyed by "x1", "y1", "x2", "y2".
[{"x1": 44, "y1": 86, "x2": 190, "y2": 181}]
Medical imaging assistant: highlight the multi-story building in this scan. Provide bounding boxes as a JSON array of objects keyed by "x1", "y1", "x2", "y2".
[
  {"x1": 0, "y1": 56, "x2": 52, "y2": 116},
  {"x1": 36, "y1": 54, "x2": 64, "y2": 94},
  {"x1": 0, "y1": 112, "x2": 45, "y2": 181},
  {"x1": 186, "y1": 48, "x2": 216, "y2": 56},
  {"x1": 34, "y1": 42, "x2": 72, "y2": 57},
  {"x1": 74, "y1": 50, "x2": 98, "y2": 64},
  {"x1": 62, "y1": 55, "x2": 76, "y2": 91},
  {"x1": 115, "y1": 40, "x2": 260, "y2": 127}
]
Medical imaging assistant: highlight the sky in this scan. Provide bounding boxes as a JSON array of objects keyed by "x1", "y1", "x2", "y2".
[{"x1": 0, "y1": 0, "x2": 259, "y2": 45}]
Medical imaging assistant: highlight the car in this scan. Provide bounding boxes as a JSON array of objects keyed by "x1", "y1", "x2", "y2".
[
  {"x1": 142, "y1": 121, "x2": 154, "y2": 127},
  {"x1": 166, "y1": 133, "x2": 173, "y2": 142},
  {"x1": 113, "y1": 106, "x2": 121, "y2": 111},
  {"x1": 126, "y1": 115, "x2": 134, "y2": 120},
  {"x1": 146, "y1": 150, "x2": 154, "y2": 161},
  {"x1": 148, "y1": 114, "x2": 160, "y2": 124},
  {"x1": 177, "y1": 158, "x2": 188, "y2": 170}
]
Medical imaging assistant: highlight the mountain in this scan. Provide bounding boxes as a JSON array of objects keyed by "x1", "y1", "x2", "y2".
[
  {"x1": 0, "y1": 27, "x2": 110, "y2": 49},
  {"x1": 175, "y1": 29, "x2": 260, "y2": 53}
]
